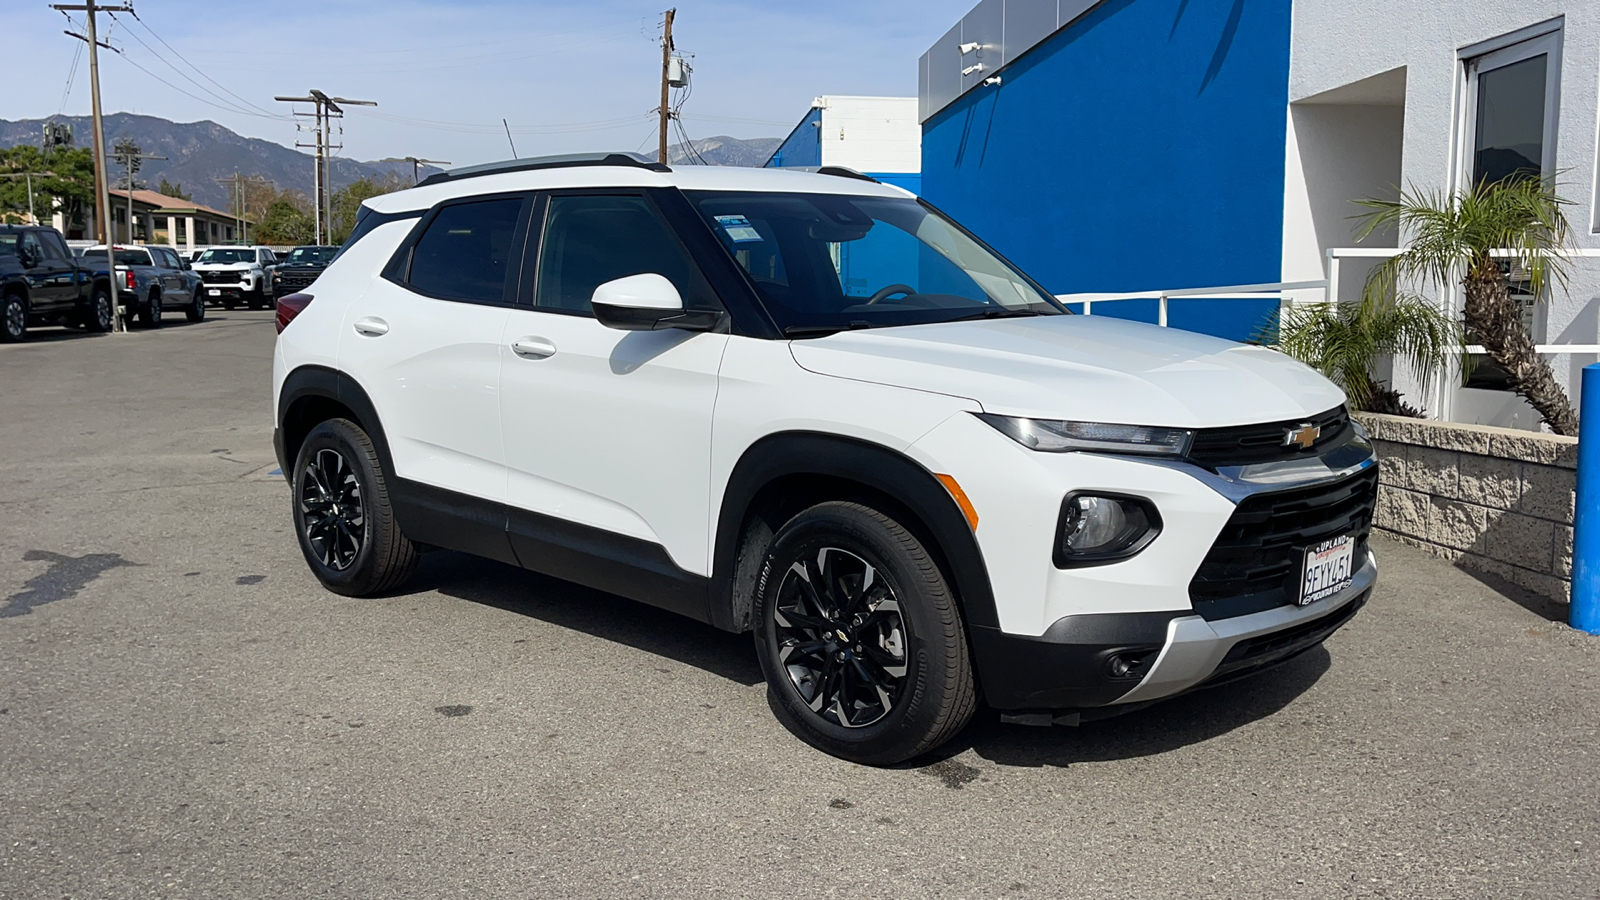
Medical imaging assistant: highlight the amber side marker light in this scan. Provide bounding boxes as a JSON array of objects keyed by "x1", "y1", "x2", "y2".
[{"x1": 935, "y1": 474, "x2": 979, "y2": 531}]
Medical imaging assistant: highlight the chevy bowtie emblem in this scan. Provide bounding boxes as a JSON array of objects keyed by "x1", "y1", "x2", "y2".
[{"x1": 1285, "y1": 423, "x2": 1321, "y2": 449}]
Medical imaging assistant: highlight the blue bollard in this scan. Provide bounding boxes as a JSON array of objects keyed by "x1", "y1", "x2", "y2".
[{"x1": 1572, "y1": 363, "x2": 1600, "y2": 633}]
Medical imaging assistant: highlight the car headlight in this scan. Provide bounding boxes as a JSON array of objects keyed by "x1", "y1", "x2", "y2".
[
  {"x1": 1055, "y1": 492, "x2": 1162, "y2": 567},
  {"x1": 976, "y1": 414, "x2": 1193, "y2": 457}
]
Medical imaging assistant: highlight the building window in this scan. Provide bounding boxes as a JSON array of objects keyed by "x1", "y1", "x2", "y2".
[{"x1": 1460, "y1": 25, "x2": 1562, "y2": 389}]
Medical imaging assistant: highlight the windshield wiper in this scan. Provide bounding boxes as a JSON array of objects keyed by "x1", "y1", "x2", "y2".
[
  {"x1": 783, "y1": 320, "x2": 876, "y2": 338},
  {"x1": 943, "y1": 307, "x2": 1044, "y2": 323}
]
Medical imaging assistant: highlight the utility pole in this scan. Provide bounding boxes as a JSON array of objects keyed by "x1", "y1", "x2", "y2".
[
  {"x1": 403, "y1": 157, "x2": 450, "y2": 186},
  {"x1": 112, "y1": 145, "x2": 164, "y2": 242},
  {"x1": 275, "y1": 90, "x2": 376, "y2": 244},
  {"x1": 658, "y1": 8, "x2": 674, "y2": 164},
  {"x1": 213, "y1": 172, "x2": 271, "y2": 244},
  {"x1": 56, "y1": 0, "x2": 133, "y2": 333}
]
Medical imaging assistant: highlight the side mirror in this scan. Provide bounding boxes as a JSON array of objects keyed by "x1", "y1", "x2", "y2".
[{"x1": 591, "y1": 273, "x2": 719, "y2": 332}]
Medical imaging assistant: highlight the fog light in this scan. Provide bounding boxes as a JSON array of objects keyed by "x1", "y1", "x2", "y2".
[
  {"x1": 1105, "y1": 648, "x2": 1158, "y2": 680},
  {"x1": 1054, "y1": 493, "x2": 1161, "y2": 567}
]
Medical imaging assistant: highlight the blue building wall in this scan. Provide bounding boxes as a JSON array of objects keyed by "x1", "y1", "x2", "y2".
[
  {"x1": 921, "y1": 0, "x2": 1291, "y2": 340},
  {"x1": 764, "y1": 108, "x2": 822, "y2": 168}
]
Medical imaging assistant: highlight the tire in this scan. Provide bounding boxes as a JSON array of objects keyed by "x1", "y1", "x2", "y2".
[
  {"x1": 248, "y1": 289, "x2": 266, "y2": 310},
  {"x1": 185, "y1": 289, "x2": 205, "y2": 323},
  {"x1": 140, "y1": 291, "x2": 162, "y2": 328},
  {"x1": 1, "y1": 291, "x2": 26, "y2": 342},
  {"x1": 754, "y1": 501, "x2": 977, "y2": 765},
  {"x1": 291, "y1": 418, "x2": 419, "y2": 597},
  {"x1": 83, "y1": 286, "x2": 112, "y2": 332}
]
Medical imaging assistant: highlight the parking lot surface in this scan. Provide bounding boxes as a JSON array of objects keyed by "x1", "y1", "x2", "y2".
[{"x1": 1, "y1": 313, "x2": 1597, "y2": 899}]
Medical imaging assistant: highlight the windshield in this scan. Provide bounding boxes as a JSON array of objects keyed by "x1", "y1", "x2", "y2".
[
  {"x1": 686, "y1": 191, "x2": 1063, "y2": 334},
  {"x1": 285, "y1": 246, "x2": 336, "y2": 265},
  {"x1": 197, "y1": 248, "x2": 254, "y2": 264}
]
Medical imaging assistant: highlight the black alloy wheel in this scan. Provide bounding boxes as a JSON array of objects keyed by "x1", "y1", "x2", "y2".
[
  {"x1": 84, "y1": 287, "x2": 112, "y2": 332},
  {"x1": 186, "y1": 289, "x2": 206, "y2": 323},
  {"x1": 299, "y1": 447, "x2": 365, "y2": 571},
  {"x1": 755, "y1": 501, "x2": 976, "y2": 765},
  {"x1": 142, "y1": 292, "x2": 162, "y2": 328},
  {"x1": 1, "y1": 293, "x2": 25, "y2": 342},
  {"x1": 773, "y1": 546, "x2": 908, "y2": 728},
  {"x1": 291, "y1": 418, "x2": 419, "y2": 596}
]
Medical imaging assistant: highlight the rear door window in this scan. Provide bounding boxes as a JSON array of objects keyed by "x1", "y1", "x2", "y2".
[{"x1": 406, "y1": 197, "x2": 526, "y2": 305}]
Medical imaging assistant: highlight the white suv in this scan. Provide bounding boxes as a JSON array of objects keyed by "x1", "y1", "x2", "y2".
[
  {"x1": 194, "y1": 245, "x2": 276, "y2": 309},
  {"x1": 271, "y1": 154, "x2": 1378, "y2": 764}
]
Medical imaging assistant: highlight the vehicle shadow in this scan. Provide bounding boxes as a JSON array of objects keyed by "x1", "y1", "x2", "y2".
[
  {"x1": 932, "y1": 646, "x2": 1332, "y2": 769},
  {"x1": 14, "y1": 326, "x2": 103, "y2": 343},
  {"x1": 407, "y1": 550, "x2": 764, "y2": 687}
]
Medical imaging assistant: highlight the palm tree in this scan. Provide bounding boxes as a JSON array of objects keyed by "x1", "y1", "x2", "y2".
[
  {"x1": 1274, "y1": 292, "x2": 1462, "y2": 416},
  {"x1": 1355, "y1": 177, "x2": 1578, "y2": 435}
]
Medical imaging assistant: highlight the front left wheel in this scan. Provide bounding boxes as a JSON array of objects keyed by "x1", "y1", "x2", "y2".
[
  {"x1": 292, "y1": 418, "x2": 419, "y2": 596},
  {"x1": 1, "y1": 292, "x2": 26, "y2": 342},
  {"x1": 754, "y1": 501, "x2": 977, "y2": 765}
]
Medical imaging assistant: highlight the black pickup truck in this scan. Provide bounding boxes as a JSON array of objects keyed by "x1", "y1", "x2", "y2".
[
  {"x1": 0, "y1": 225, "x2": 113, "y2": 342},
  {"x1": 271, "y1": 245, "x2": 338, "y2": 299}
]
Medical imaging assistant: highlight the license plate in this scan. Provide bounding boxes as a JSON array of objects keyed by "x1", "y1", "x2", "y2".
[
  {"x1": 208, "y1": 289, "x2": 220, "y2": 296},
  {"x1": 1299, "y1": 535, "x2": 1354, "y2": 606}
]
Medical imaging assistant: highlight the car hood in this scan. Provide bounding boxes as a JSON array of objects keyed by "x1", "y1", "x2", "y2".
[{"x1": 787, "y1": 314, "x2": 1346, "y2": 427}]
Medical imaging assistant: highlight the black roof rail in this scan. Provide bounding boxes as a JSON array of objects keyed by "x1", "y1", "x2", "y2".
[
  {"x1": 417, "y1": 152, "x2": 670, "y2": 187},
  {"x1": 813, "y1": 166, "x2": 881, "y2": 184}
]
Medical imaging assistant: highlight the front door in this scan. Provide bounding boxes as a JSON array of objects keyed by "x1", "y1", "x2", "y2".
[
  {"x1": 498, "y1": 191, "x2": 728, "y2": 602},
  {"x1": 23, "y1": 231, "x2": 75, "y2": 314}
]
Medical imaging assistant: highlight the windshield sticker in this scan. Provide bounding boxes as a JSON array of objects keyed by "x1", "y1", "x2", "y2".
[{"x1": 714, "y1": 215, "x2": 763, "y2": 243}]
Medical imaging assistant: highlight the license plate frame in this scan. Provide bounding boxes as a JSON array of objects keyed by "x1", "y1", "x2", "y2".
[
  {"x1": 1299, "y1": 535, "x2": 1355, "y2": 606},
  {"x1": 207, "y1": 289, "x2": 221, "y2": 297}
]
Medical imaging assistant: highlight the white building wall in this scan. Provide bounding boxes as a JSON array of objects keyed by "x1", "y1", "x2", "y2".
[
  {"x1": 1286, "y1": 0, "x2": 1600, "y2": 428},
  {"x1": 817, "y1": 96, "x2": 921, "y2": 174}
]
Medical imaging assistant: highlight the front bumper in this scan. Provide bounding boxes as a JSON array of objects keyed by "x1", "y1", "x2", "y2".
[{"x1": 974, "y1": 548, "x2": 1375, "y2": 715}]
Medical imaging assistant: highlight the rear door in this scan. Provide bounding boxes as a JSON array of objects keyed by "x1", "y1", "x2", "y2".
[
  {"x1": 336, "y1": 193, "x2": 529, "y2": 536},
  {"x1": 497, "y1": 190, "x2": 729, "y2": 597}
]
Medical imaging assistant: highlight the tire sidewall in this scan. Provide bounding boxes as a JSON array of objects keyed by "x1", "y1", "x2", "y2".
[
  {"x1": 755, "y1": 505, "x2": 955, "y2": 764},
  {"x1": 88, "y1": 288, "x2": 111, "y2": 332},
  {"x1": 292, "y1": 421, "x2": 380, "y2": 593},
  {"x1": 147, "y1": 292, "x2": 162, "y2": 327},
  {"x1": 1, "y1": 293, "x2": 25, "y2": 341},
  {"x1": 188, "y1": 290, "x2": 205, "y2": 322}
]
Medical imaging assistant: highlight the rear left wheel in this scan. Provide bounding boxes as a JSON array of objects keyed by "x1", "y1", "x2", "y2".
[
  {"x1": 1, "y1": 292, "x2": 26, "y2": 342},
  {"x1": 754, "y1": 501, "x2": 977, "y2": 765},
  {"x1": 292, "y1": 418, "x2": 419, "y2": 596}
]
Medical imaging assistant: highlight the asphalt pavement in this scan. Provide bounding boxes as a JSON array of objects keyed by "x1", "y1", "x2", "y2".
[{"x1": 1, "y1": 312, "x2": 1597, "y2": 899}]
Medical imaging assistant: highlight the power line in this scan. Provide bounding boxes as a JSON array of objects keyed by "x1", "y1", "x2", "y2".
[
  {"x1": 123, "y1": 9, "x2": 286, "y2": 119},
  {"x1": 108, "y1": 11, "x2": 287, "y2": 120},
  {"x1": 56, "y1": 29, "x2": 84, "y2": 115}
]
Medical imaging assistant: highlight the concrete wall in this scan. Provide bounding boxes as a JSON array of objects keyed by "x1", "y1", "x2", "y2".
[
  {"x1": 1359, "y1": 412, "x2": 1576, "y2": 602},
  {"x1": 1291, "y1": 0, "x2": 1600, "y2": 426},
  {"x1": 919, "y1": 0, "x2": 1291, "y2": 342}
]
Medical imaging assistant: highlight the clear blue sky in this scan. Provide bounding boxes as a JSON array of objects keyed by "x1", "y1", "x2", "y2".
[{"x1": 4, "y1": 0, "x2": 976, "y2": 166}]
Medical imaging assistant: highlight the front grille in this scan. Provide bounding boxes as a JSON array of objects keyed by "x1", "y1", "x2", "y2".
[
  {"x1": 276, "y1": 270, "x2": 317, "y2": 289},
  {"x1": 200, "y1": 271, "x2": 245, "y2": 285},
  {"x1": 1188, "y1": 406, "x2": 1351, "y2": 469},
  {"x1": 1188, "y1": 467, "x2": 1378, "y2": 619}
]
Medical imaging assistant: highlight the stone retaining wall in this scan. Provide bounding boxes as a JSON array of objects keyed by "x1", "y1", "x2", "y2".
[{"x1": 1356, "y1": 413, "x2": 1576, "y2": 603}]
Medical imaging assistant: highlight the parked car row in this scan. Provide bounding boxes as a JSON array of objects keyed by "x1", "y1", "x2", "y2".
[{"x1": 2, "y1": 225, "x2": 334, "y2": 341}]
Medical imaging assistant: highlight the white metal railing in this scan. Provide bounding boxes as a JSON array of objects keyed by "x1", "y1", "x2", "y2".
[{"x1": 1057, "y1": 247, "x2": 1600, "y2": 355}]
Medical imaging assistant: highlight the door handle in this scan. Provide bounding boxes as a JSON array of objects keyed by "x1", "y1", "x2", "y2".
[
  {"x1": 511, "y1": 336, "x2": 557, "y2": 359},
  {"x1": 352, "y1": 316, "x2": 389, "y2": 337}
]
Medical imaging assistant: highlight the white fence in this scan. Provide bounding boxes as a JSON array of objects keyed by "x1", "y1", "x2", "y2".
[{"x1": 1057, "y1": 247, "x2": 1600, "y2": 356}]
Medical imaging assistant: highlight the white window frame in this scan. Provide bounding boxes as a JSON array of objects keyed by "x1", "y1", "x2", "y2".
[{"x1": 1456, "y1": 24, "x2": 1563, "y2": 190}]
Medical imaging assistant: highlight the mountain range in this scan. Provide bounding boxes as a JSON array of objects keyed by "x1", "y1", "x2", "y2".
[{"x1": 0, "y1": 114, "x2": 781, "y2": 210}]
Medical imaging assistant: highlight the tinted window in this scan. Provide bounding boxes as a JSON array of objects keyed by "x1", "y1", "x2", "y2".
[
  {"x1": 19, "y1": 232, "x2": 45, "y2": 265},
  {"x1": 534, "y1": 194, "x2": 705, "y2": 314},
  {"x1": 407, "y1": 197, "x2": 523, "y2": 304},
  {"x1": 0, "y1": 234, "x2": 16, "y2": 257},
  {"x1": 109, "y1": 249, "x2": 153, "y2": 266},
  {"x1": 38, "y1": 231, "x2": 70, "y2": 261},
  {"x1": 158, "y1": 248, "x2": 181, "y2": 269},
  {"x1": 198, "y1": 249, "x2": 254, "y2": 264},
  {"x1": 287, "y1": 246, "x2": 337, "y2": 265},
  {"x1": 1474, "y1": 54, "x2": 1546, "y2": 184}
]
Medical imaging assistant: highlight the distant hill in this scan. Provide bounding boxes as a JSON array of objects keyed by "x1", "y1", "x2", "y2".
[
  {"x1": 668, "y1": 135, "x2": 782, "y2": 167},
  {"x1": 0, "y1": 115, "x2": 781, "y2": 209},
  {"x1": 0, "y1": 114, "x2": 443, "y2": 210}
]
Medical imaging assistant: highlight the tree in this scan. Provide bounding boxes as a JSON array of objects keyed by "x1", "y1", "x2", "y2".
[
  {"x1": 1274, "y1": 293, "x2": 1462, "y2": 417},
  {"x1": 1356, "y1": 177, "x2": 1579, "y2": 435},
  {"x1": 0, "y1": 145, "x2": 94, "y2": 233},
  {"x1": 329, "y1": 173, "x2": 406, "y2": 243},
  {"x1": 156, "y1": 177, "x2": 191, "y2": 201},
  {"x1": 256, "y1": 197, "x2": 316, "y2": 245}
]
